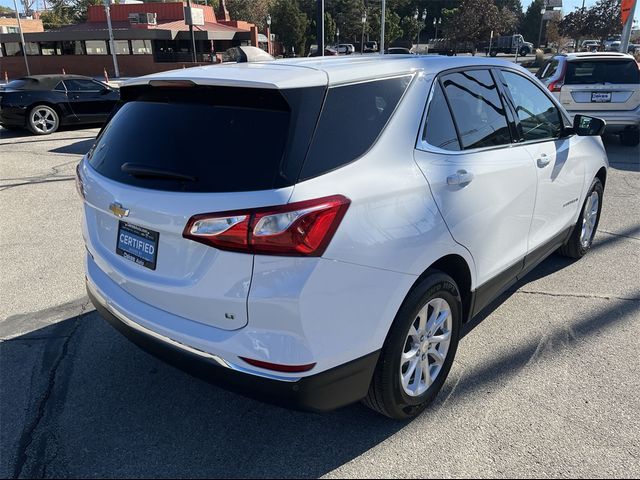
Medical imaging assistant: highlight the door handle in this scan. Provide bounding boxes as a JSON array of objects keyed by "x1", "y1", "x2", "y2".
[
  {"x1": 447, "y1": 170, "x2": 474, "y2": 186},
  {"x1": 537, "y1": 154, "x2": 552, "y2": 168}
]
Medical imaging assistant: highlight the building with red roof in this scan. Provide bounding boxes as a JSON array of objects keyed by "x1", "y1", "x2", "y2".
[{"x1": 0, "y1": 1, "x2": 270, "y2": 79}]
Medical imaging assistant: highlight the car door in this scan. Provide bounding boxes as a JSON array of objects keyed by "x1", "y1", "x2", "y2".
[
  {"x1": 414, "y1": 69, "x2": 537, "y2": 305},
  {"x1": 498, "y1": 68, "x2": 585, "y2": 266},
  {"x1": 64, "y1": 79, "x2": 117, "y2": 122}
]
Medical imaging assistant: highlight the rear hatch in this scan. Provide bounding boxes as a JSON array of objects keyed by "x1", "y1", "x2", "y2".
[
  {"x1": 81, "y1": 80, "x2": 326, "y2": 330},
  {"x1": 560, "y1": 57, "x2": 640, "y2": 111}
]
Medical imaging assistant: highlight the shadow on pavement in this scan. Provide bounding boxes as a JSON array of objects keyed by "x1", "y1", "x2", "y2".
[
  {"x1": 49, "y1": 139, "x2": 96, "y2": 156},
  {"x1": 2, "y1": 258, "x2": 639, "y2": 478}
]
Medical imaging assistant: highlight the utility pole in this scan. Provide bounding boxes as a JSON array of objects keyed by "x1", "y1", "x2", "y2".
[
  {"x1": 186, "y1": 0, "x2": 197, "y2": 62},
  {"x1": 621, "y1": 0, "x2": 638, "y2": 53},
  {"x1": 13, "y1": 0, "x2": 30, "y2": 76},
  {"x1": 317, "y1": 0, "x2": 324, "y2": 56},
  {"x1": 380, "y1": 0, "x2": 386, "y2": 54},
  {"x1": 104, "y1": 0, "x2": 120, "y2": 78}
]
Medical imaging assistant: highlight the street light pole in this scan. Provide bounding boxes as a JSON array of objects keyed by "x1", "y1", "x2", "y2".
[
  {"x1": 266, "y1": 14, "x2": 272, "y2": 55},
  {"x1": 186, "y1": 0, "x2": 197, "y2": 63},
  {"x1": 361, "y1": 11, "x2": 366, "y2": 55},
  {"x1": 104, "y1": 0, "x2": 120, "y2": 78},
  {"x1": 336, "y1": 27, "x2": 340, "y2": 54},
  {"x1": 380, "y1": 0, "x2": 385, "y2": 54},
  {"x1": 537, "y1": 7, "x2": 546, "y2": 49},
  {"x1": 12, "y1": 0, "x2": 30, "y2": 76}
]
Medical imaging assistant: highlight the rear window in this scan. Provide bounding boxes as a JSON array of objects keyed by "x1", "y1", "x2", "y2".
[
  {"x1": 88, "y1": 85, "x2": 324, "y2": 193},
  {"x1": 565, "y1": 60, "x2": 640, "y2": 85},
  {"x1": 299, "y1": 75, "x2": 413, "y2": 180}
]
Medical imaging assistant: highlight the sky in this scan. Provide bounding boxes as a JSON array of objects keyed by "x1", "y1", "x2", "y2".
[{"x1": 1, "y1": 0, "x2": 637, "y2": 24}]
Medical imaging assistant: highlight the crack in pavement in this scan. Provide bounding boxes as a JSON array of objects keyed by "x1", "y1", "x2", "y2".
[
  {"x1": 510, "y1": 289, "x2": 640, "y2": 302},
  {"x1": 0, "y1": 160, "x2": 78, "y2": 192},
  {"x1": 597, "y1": 230, "x2": 640, "y2": 241},
  {"x1": 11, "y1": 300, "x2": 90, "y2": 479}
]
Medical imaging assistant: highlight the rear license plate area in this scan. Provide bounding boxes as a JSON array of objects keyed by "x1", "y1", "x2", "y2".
[
  {"x1": 591, "y1": 92, "x2": 612, "y2": 103},
  {"x1": 116, "y1": 221, "x2": 159, "y2": 270}
]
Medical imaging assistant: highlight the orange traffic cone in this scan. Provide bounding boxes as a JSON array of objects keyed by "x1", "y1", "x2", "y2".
[
  {"x1": 4, "y1": 71, "x2": 8, "y2": 84},
  {"x1": 62, "y1": 68, "x2": 66, "y2": 75},
  {"x1": 103, "y1": 67, "x2": 109, "y2": 83}
]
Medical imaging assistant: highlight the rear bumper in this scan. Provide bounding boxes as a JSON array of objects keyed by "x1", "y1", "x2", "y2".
[{"x1": 87, "y1": 279, "x2": 380, "y2": 412}]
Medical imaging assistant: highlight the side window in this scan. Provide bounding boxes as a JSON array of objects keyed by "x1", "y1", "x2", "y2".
[
  {"x1": 501, "y1": 70, "x2": 562, "y2": 142},
  {"x1": 64, "y1": 79, "x2": 101, "y2": 91},
  {"x1": 423, "y1": 82, "x2": 460, "y2": 151},
  {"x1": 299, "y1": 75, "x2": 413, "y2": 180},
  {"x1": 440, "y1": 70, "x2": 511, "y2": 150}
]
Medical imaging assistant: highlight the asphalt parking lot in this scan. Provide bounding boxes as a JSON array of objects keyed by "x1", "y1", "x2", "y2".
[{"x1": 1, "y1": 126, "x2": 639, "y2": 478}]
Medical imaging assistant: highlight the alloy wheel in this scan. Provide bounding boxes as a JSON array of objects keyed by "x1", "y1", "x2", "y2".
[
  {"x1": 400, "y1": 297, "x2": 452, "y2": 397},
  {"x1": 30, "y1": 107, "x2": 58, "y2": 134},
  {"x1": 580, "y1": 191, "x2": 599, "y2": 248}
]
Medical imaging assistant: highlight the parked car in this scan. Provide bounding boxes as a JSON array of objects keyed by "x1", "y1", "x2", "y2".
[
  {"x1": 628, "y1": 43, "x2": 640, "y2": 54},
  {"x1": 308, "y1": 45, "x2": 338, "y2": 56},
  {"x1": 385, "y1": 47, "x2": 414, "y2": 55},
  {"x1": 80, "y1": 56, "x2": 608, "y2": 419},
  {"x1": 0, "y1": 74, "x2": 119, "y2": 135},
  {"x1": 536, "y1": 52, "x2": 640, "y2": 145},
  {"x1": 580, "y1": 40, "x2": 601, "y2": 52},
  {"x1": 363, "y1": 41, "x2": 378, "y2": 52},
  {"x1": 336, "y1": 44, "x2": 355, "y2": 54},
  {"x1": 605, "y1": 41, "x2": 621, "y2": 52}
]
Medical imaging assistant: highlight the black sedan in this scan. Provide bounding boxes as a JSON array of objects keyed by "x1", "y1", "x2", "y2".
[{"x1": 0, "y1": 74, "x2": 119, "y2": 135}]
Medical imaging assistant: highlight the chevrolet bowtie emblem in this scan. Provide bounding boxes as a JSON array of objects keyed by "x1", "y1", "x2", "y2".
[{"x1": 109, "y1": 202, "x2": 130, "y2": 218}]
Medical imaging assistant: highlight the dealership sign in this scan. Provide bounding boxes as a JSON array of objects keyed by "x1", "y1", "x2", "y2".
[{"x1": 621, "y1": 0, "x2": 636, "y2": 25}]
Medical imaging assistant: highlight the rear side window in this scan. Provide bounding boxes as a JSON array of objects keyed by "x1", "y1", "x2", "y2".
[
  {"x1": 565, "y1": 60, "x2": 640, "y2": 85},
  {"x1": 538, "y1": 59, "x2": 560, "y2": 79},
  {"x1": 88, "y1": 85, "x2": 324, "y2": 193},
  {"x1": 65, "y1": 79, "x2": 101, "y2": 91},
  {"x1": 423, "y1": 82, "x2": 460, "y2": 151},
  {"x1": 440, "y1": 70, "x2": 511, "y2": 150},
  {"x1": 299, "y1": 75, "x2": 413, "y2": 180}
]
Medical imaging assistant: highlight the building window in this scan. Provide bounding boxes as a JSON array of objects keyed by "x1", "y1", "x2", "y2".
[
  {"x1": 4, "y1": 42, "x2": 21, "y2": 56},
  {"x1": 131, "y1": 39, "x2": 152, "y2": 54},
  {"x1": 41, "y1": 42, "x2": 61, "y2": 55},
  {"x1": 85, "y1": 40, "x2": 108, "y2": 55},
  {"x1": 114, "y1": 40, "x2": 130, "y2": 55},
  {"x1": 61, "y1": 41, "x2": 84, "y2": 55},
  {"x1": 25, "y1": 42, "x2": 40, "y2": 55}
]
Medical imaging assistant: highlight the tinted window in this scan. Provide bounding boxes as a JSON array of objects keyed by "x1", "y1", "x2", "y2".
[
  {"x1": 441, "y1": 70, "x2": 511, "y2": 149},
  {"x1": 65, "y1": 79, "x2": 101, "y2": 91},
  {"x1": 300, "y1": 75, "x2": 412, "y2": 180},
  {"x1": 423, "y1": 82, "x2": 460, "y2": 151},
  {"x1": 88, "y1": 86, "x2": 324, "y2": 193},
  {"x1": 565, "y1": 60, "x2": 640, "y2": 85},
  {"x1": 538, "y1": 59, "x2": 559, "y2": 79},
  {"x1": 502, "y1": 71, "x2": 562, "y2": 141}
]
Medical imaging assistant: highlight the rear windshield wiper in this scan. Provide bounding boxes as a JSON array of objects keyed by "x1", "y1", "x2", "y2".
[{"x1": 121, "y1": 163, "x2": 197, "y2": 182}]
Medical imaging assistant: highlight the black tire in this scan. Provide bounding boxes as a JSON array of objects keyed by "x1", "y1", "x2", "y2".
[
  {"x1": 519, "y1": 47, "x2": 530, "y2": 56},
  {"x1": 363, "y1": 271, "x2": 462, "y2": 420},
  {"x1": 489, "y1": 50, "x2": 498, "y2": 57},
  {"x1": 620, "y1": 130, "x2": 640, "y2": 147},
  {"x1": 559, "y1": 178, "x2": 604, "y2": 259},
  {"x1": 27, "y1": 105, "x2": 60, "y2": 135}
]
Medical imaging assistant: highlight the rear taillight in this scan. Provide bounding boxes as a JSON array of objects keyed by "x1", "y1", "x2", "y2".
[
  {"x1": 549, "y1": 61, "x2": 567, "y2": 93},
  {"x1": 183, "y1": 195, "x2": 350, "y2": 256},
  {"x1": 75, "y1": 162, "x2": 85, "y2": 199},
  {"x1": 548, "y1": 80, "x2": 563, "y2": 93}
]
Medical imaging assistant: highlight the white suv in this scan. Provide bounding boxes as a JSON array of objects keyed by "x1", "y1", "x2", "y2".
[
  {"x1": 80, "y1": 56, "x2": 608, "y2": 419},
  {"x1": 536, "y1": 52, "x2": 640, "y2": 146}
]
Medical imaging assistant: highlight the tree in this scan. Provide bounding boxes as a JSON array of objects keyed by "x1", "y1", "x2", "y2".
[
  {"x1": 441, "y1": 0, "x2": 503, "y2": 44},
  {"x1": 559, "y1": 0, "x2": 621, "y2": 45},
  {"x1": 368, "y1": 8, "x2": 403, "y2": 46},
  {"x1": 0, "y1": 6, "x2": 15, "y2": 16},
  {"x1": 226, "y1": 0, "x2": 273, "y2": 29},
  {"x1": 400, "y1": 15, "x2": 422, "y2": 42},
  {"x1": 497, "y1": 6, "x2": 519, "y2": 35},
  {"x1": 519, "y1": 0, "x2": 544, "y2": 44},
  {"x1": 271, "y1": 0, "x2": 308, "y2": 55}
]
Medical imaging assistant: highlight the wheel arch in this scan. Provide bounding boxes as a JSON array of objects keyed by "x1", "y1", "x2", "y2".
[
  {"x1": 595, "y1": 166, "x2": 607, "y2": 189},
  {"x1": 406, "y1": 254, "x2": 474, "y2": 325}
]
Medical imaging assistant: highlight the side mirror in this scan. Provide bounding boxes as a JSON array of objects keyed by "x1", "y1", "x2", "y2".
[{"x1": 573, "y1": 114, "x2": 606, "y2": 136}]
